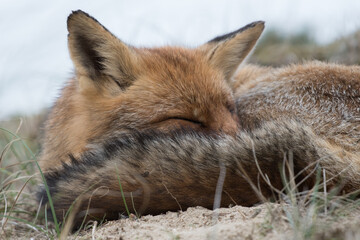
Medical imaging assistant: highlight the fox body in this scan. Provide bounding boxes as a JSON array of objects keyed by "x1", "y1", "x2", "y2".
[{"x1": 38, "y1": 10, "x2": 360, "y2": 226}]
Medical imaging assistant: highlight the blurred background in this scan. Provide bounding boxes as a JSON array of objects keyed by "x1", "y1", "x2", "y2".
[{"x1": 1, "y1": 0, "x2": 360, "y2": 120}]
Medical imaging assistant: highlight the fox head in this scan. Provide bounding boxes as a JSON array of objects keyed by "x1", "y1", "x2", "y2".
[{"x1": 41, "y1": 10, "x2": 264, "y2": 169}]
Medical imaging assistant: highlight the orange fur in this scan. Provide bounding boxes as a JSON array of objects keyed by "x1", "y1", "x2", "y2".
[{"x1": 39, "y1": 11, "x2": 263, "y2": 171}]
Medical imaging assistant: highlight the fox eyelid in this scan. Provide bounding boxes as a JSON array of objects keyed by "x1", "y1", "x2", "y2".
[
  {"x1": 110, "y1": 76, "x2": 130, "y2": 90},
  {"x1": 226, "y1": 103, "x2": 237, "y2": 115},
  {"x1": 168, "y1": 117, "x2": 203, "y2": 126}
]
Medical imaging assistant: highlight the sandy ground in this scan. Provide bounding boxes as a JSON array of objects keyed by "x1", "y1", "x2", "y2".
[
  {"x1": 73, "y1": 204, "x2": 290, "y2": 240},
  {"x1": 3, "y1": 197, "x2": 360, "y2": 239},
  {"x1": 66, "y1": 201, "x2": 360, "y2": 240}
]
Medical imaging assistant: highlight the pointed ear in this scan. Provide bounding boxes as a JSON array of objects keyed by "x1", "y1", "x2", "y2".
[
  {"x1": 67, "y1": 10, "x2": 139, "y2": 90},
  {"x1": 199, "y1": 21, "x2": 264, "y2": 81}
]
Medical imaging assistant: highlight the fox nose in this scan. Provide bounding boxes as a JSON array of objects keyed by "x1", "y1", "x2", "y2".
[
  {"x1": 207, "y1": 109, "x2": 239, "y2": 136},
  {"x1": 220, "y1": 117, "x2": 239, "y2": 136}
]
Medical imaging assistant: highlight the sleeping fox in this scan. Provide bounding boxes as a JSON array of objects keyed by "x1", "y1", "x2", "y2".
[{"x1": 38, "y1": 10, "x2": 360, "y2": 227}]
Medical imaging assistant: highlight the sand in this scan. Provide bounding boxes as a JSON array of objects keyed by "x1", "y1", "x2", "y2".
[
  {"x1": 67, "y1": 200, "x2": 360, "y2": 240},
  {"x1": 73, "y1": 204, "x2": 291, "y2": 240}
]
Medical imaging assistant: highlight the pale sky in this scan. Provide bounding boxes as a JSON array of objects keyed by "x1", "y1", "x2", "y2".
[{"x1": 1, "y1": 0, "x2": 360, "y2": 118}]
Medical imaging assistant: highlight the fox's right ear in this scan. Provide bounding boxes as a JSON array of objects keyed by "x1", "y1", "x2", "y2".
[
  {"x1": 67, "y1": 10, "x2": 139, "y2": 90},
  {"x1": 199, "y1": 21, "x2": 264, "y2": 81}
]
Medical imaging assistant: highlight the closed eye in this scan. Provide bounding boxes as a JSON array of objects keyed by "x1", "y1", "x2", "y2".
[
  {"x1": 226, "y1": 102, "x2": 237, "y2": 115},
  {"x1": 168, "y1": 117, "x2": 203, "y2": 126}
]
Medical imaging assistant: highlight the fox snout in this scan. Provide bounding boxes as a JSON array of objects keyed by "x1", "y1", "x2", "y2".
[
  {"x1": 219, "y1": 116, "x2": 239, "y2": 136},
  {"x1": 207, "y1": 107, "x2": 239, "y2": 136}
]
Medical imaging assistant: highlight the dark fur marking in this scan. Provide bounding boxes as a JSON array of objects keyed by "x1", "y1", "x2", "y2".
[
  {"x1": 68, "y1": 10, "x2": 116, "y2": 39},
  {"x1": 109, "y1": 76, "x2": 130, "y2": 91},
  {"x1": 38, "y1": 129, "x2": 214, "y2": 206},
  {"x1": 208, "y1": 21, "x2": 264, "y2": 43},
  {"x1": 74, "y1": 35, "x2": 105, "y2": 79},
  {"x1": 208, "y1": 44, "x2": 220, "y2": 62},
  {"x1": 142, "y1": 171, "x2": 150, "y2": 177}
]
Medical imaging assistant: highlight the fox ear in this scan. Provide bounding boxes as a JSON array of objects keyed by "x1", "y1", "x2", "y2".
[
  {"x1": 67, "y1": 10, "x2": 138, "y2": 90},
  {"x1": 199, "y1": 21, "x2": 264, "y2": 81}
]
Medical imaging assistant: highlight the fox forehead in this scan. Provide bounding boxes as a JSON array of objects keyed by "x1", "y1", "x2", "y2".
[
  {"x1": 139, "y1": 47, "x2": 218, "y2": 78},
  {"x1": 133, "y1": 46, "x2": 232, "y2": 99}
]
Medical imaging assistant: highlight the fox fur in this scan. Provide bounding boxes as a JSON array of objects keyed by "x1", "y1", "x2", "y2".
[{"x1": 38, "y1": 10, "x2": 360, "y2": 227}]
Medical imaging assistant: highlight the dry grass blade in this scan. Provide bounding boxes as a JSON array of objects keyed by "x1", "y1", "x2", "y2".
[
  {"x1": 1, "y1": 175, "x2": 33, "y2": 234},
  {"x1": 0, "y1": 138, "x2": 22, "y2": 167},
  {"x1": 59, "y1": 196, "x2": 83, "y2": 240}
]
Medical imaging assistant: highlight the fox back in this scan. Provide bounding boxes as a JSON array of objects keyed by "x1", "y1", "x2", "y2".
[{"x1": 233, "y1": 62, "x2": 360, "y2": 152}]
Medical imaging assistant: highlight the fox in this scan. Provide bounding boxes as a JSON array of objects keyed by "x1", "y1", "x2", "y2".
[{"x1": 38, "y1": 10, "x2": 360, "y2": 227}]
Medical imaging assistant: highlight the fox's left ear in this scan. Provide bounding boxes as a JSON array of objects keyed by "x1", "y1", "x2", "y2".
[{"x1": 199, "y1": 21, "x2": 264, "y2": 81}]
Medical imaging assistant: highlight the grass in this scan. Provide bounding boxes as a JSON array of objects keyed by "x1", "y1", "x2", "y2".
[
  {"x1": 232, "y1": 145, "x2": 360, "y2": 239},
  {"x1": 0, "y1": 116, "x2": 80, "y2": 239},
  {"x1": 115, "y1": 165, "x2": 131, "y2": 217},
  {"x1": 0, "y1": 116, "x2": 55, "y2": 239},
  {"x1": 255, "y1": 156, "x2": 360, "y2": 239},
  {"x1": 261, "y1": 185, "x2": 360, "y2": 239}
]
